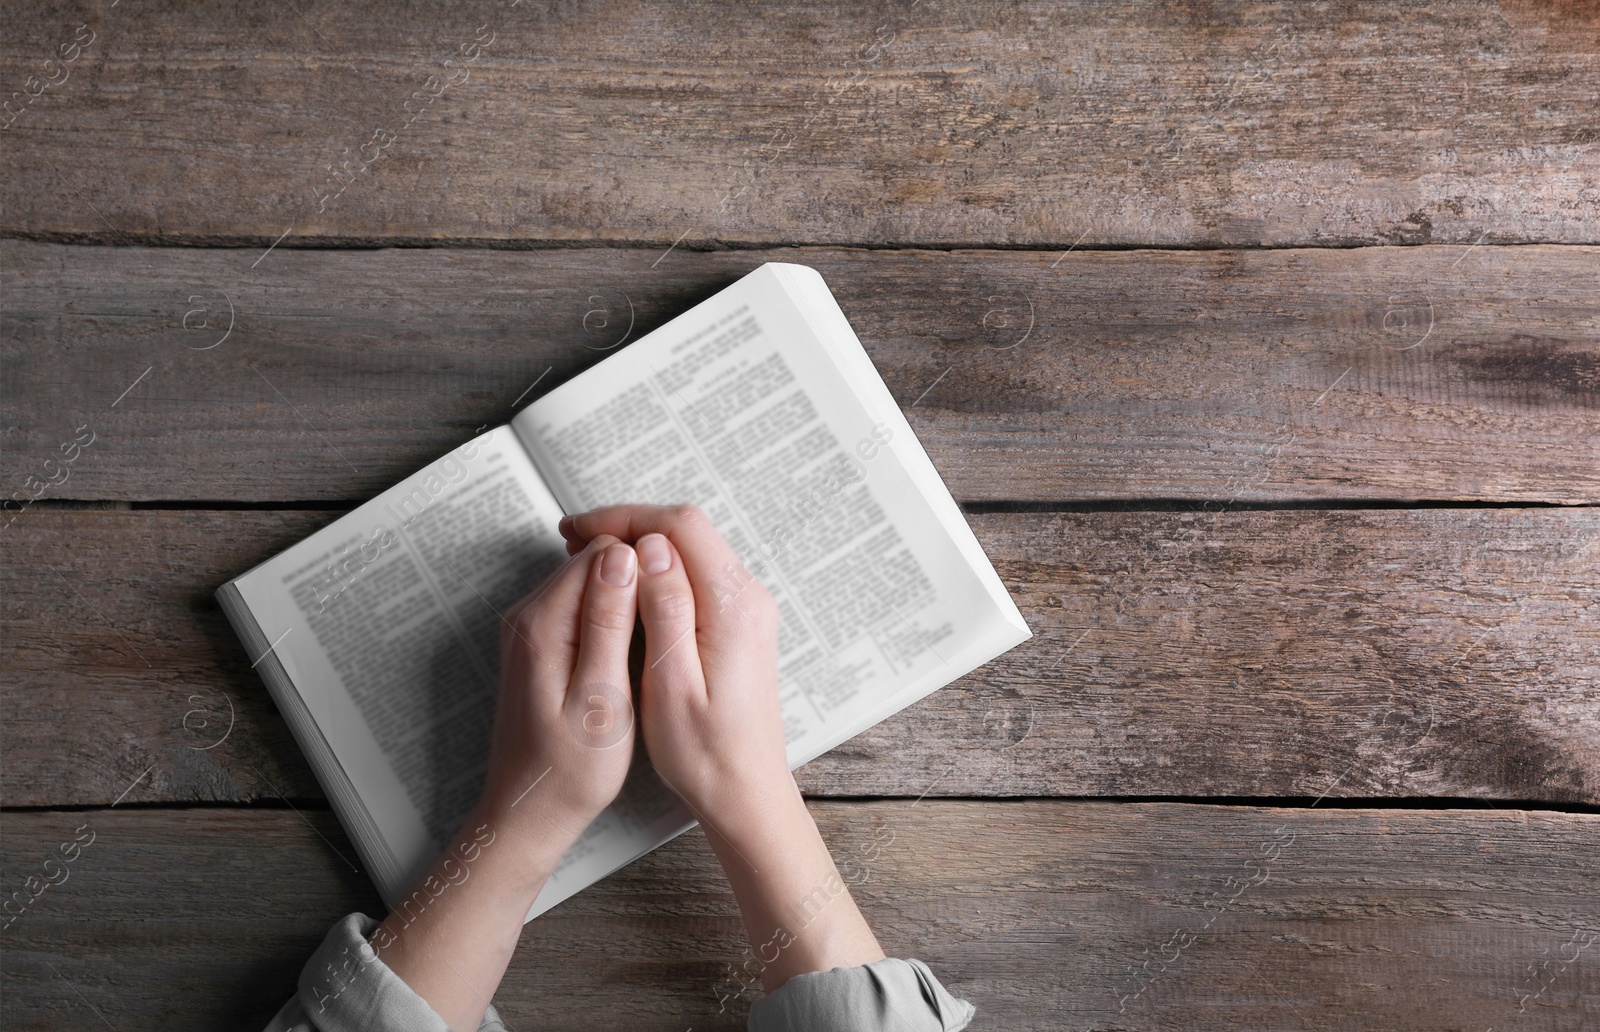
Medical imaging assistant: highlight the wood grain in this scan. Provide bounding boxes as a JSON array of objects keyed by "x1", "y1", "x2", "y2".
[
  {"x1": 4, "y1": 508, "x2": 1595, "y2": 808},
  {"x1": 2, "y1": 803, "x2": 1595, "y2": 1030},
  {"x1": 4, "y1": 240, "x2": 1596, "y2": 504},
  {"x1": 6, "y1": 3, "x2": 1596, "y2": 1028},
  {"x1": 3, "y1": 2, "x2": 1599, "y2": 248}
]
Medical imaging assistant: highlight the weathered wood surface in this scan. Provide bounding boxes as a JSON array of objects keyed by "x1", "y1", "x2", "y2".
[
  {"x1": 4, "y1": 240, "x2": 1596, "y2": 504},
  {"x1": 5, "y1": 507, "x2": 1596, "y2": 808},
  {"x1": 5, "y1": 2, "x2": 1597, "y2": 1028},
  {"x1": 4, "y1": 1, "x2": 1599, "y2": 249},
  {"x1": 2, "y1": 804, "x2": 1595, "y2": 1031}
]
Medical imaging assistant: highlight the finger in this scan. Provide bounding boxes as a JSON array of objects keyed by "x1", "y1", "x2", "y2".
[
  {"x1": 565, "y1": 542, "x2": 639, "y2": 750},
  {"x1": 634, "y1": 532, "x2": 707, "y2": 701},
  {"x1": 565, "y1": 505, "x2": 679, "y2": 545},
  {"x1": 503, "y1": 534, "x2": 619, "y2": 685},
  {"x1": 558, "y1": 515, "x2": 586, "y2": 555},
  {"x1": 567, "y1": 505, "x2": 756, "y2": 624},
  {"x1": 504, "y1": 535, "x2": 602, "y2": 630}
]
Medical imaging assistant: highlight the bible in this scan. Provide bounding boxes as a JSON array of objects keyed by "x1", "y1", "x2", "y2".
[{"x1": 216, "y1": 262, "x2": 1031, "y2": 919}]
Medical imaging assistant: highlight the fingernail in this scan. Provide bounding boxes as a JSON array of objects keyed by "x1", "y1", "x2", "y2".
[
  {"x1": 599, "y1": 543, "x2": 636, "y2": 587},
  {"x1": 637, "y1": 533, "x2": 671, "y2": 575}
]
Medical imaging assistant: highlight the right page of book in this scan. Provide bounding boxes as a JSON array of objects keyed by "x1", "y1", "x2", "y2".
[{"x1": 514, "y1": 262, "x2": 1030, "y2": 772}]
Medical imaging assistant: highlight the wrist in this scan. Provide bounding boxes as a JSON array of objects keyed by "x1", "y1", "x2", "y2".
[
  {"x1": 475, "y1": 776, "x2": 596, "y2": 868},
  {"x1": 439, "y1": 808, "x2": 545, "y2": 905},
  {"x1": 693, "y1": 755, "x2": 801, "y2": 824},
  {"x1": 702, "y1": 774, "x2": 816, "y2": 861}
]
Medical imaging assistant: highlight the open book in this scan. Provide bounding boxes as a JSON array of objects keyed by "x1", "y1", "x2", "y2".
[{"x1": 217, "y1": 262, "x2": 1031, "y2": 919}]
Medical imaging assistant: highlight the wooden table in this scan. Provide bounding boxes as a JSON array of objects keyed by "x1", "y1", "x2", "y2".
[{"x1": 3, "y1": 2, "x2": 1597, "y2": 1028}]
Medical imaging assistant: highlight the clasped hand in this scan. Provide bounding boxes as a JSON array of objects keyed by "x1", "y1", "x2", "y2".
[
  {"x1": 479, "y1": 503, "x2": 792, "y2": 848},
  {"x1": 372, "y1": 505, "x2": 882, "y2": 1030}
]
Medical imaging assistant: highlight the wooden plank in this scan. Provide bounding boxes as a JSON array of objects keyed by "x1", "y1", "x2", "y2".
[
  {"x1": 4, "y1": 241, "x2": 1596, "y2": 504},
  {"x1": 1, "y1": 803, "x2": 1595, "y2": 1030},
  {"x1": 4, "y1": 508, "x2": 1595, "y2": 808},
  {"x1": 3, "y1": 2, "x2": 1599, "y2": 248}
]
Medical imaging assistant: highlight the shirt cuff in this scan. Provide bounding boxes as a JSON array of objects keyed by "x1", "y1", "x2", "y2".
[
  {"x1": 263, "y1": 912, "x2": 507, "y2": 1032},
  {"x1": 747, "y1": 957, "x2": 976, "y2": 1032}
]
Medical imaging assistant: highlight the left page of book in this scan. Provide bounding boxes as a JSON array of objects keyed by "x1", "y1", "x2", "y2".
[{"x1": 229, "y1": 426, "x2": 569, "y2": 908}]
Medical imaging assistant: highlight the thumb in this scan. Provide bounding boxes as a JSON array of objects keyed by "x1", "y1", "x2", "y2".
[
  {"x1": 635, "y1": 532, "x2": 706, "y2": 704},
  {"x1": 565, "y1": 542, "x2": 639, "y2": 750}
]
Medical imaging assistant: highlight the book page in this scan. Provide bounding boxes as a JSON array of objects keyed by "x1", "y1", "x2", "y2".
[
  {"x1": 231, "y1": 427, "x2": 573, "y2": 905},
  {"x1": 514, "y1": 264, "x2": 1029, "y2": 775}
]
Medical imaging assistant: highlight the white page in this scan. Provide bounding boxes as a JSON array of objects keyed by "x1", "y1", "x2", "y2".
[
  {"x1": 514, "y1": 263, "x2": 1030, "y2": 776},
  {"x1": 232, "y1": 427, "x2": 574, "y2": 909},
  {"x1": 769, "y1": 263, "x2": 1033, "y2": 733}
]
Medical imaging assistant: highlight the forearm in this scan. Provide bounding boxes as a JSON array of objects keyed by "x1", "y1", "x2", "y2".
[
  {"x1": 369, "y1": 794, "x2": 587, "y2": 1031},
  {"x1": 707, "y1": 777, "x2": 885, "y2": 993}
]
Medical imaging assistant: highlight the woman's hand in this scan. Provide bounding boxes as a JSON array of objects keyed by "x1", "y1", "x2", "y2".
[
  {"x1": 560, "y1": 505, "x2": 790, "y2": 828},
  {"x1": 481, "y1": 533, "x2": 641, "y2": 844},
  {"x1": 367, "y1": 533, "x2": 640, "y2": 1031},
  {"x1": 561, "y1": 504, "x2": 886, "y2": 993}
]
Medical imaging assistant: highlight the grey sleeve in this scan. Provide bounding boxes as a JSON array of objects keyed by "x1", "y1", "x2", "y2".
[
  {"x1": 747, "y1": 958, "x2": 976, "y2": 1032},
  {"x1": 262, "y1": 912, "x2": 509, "y2": 1032}
]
